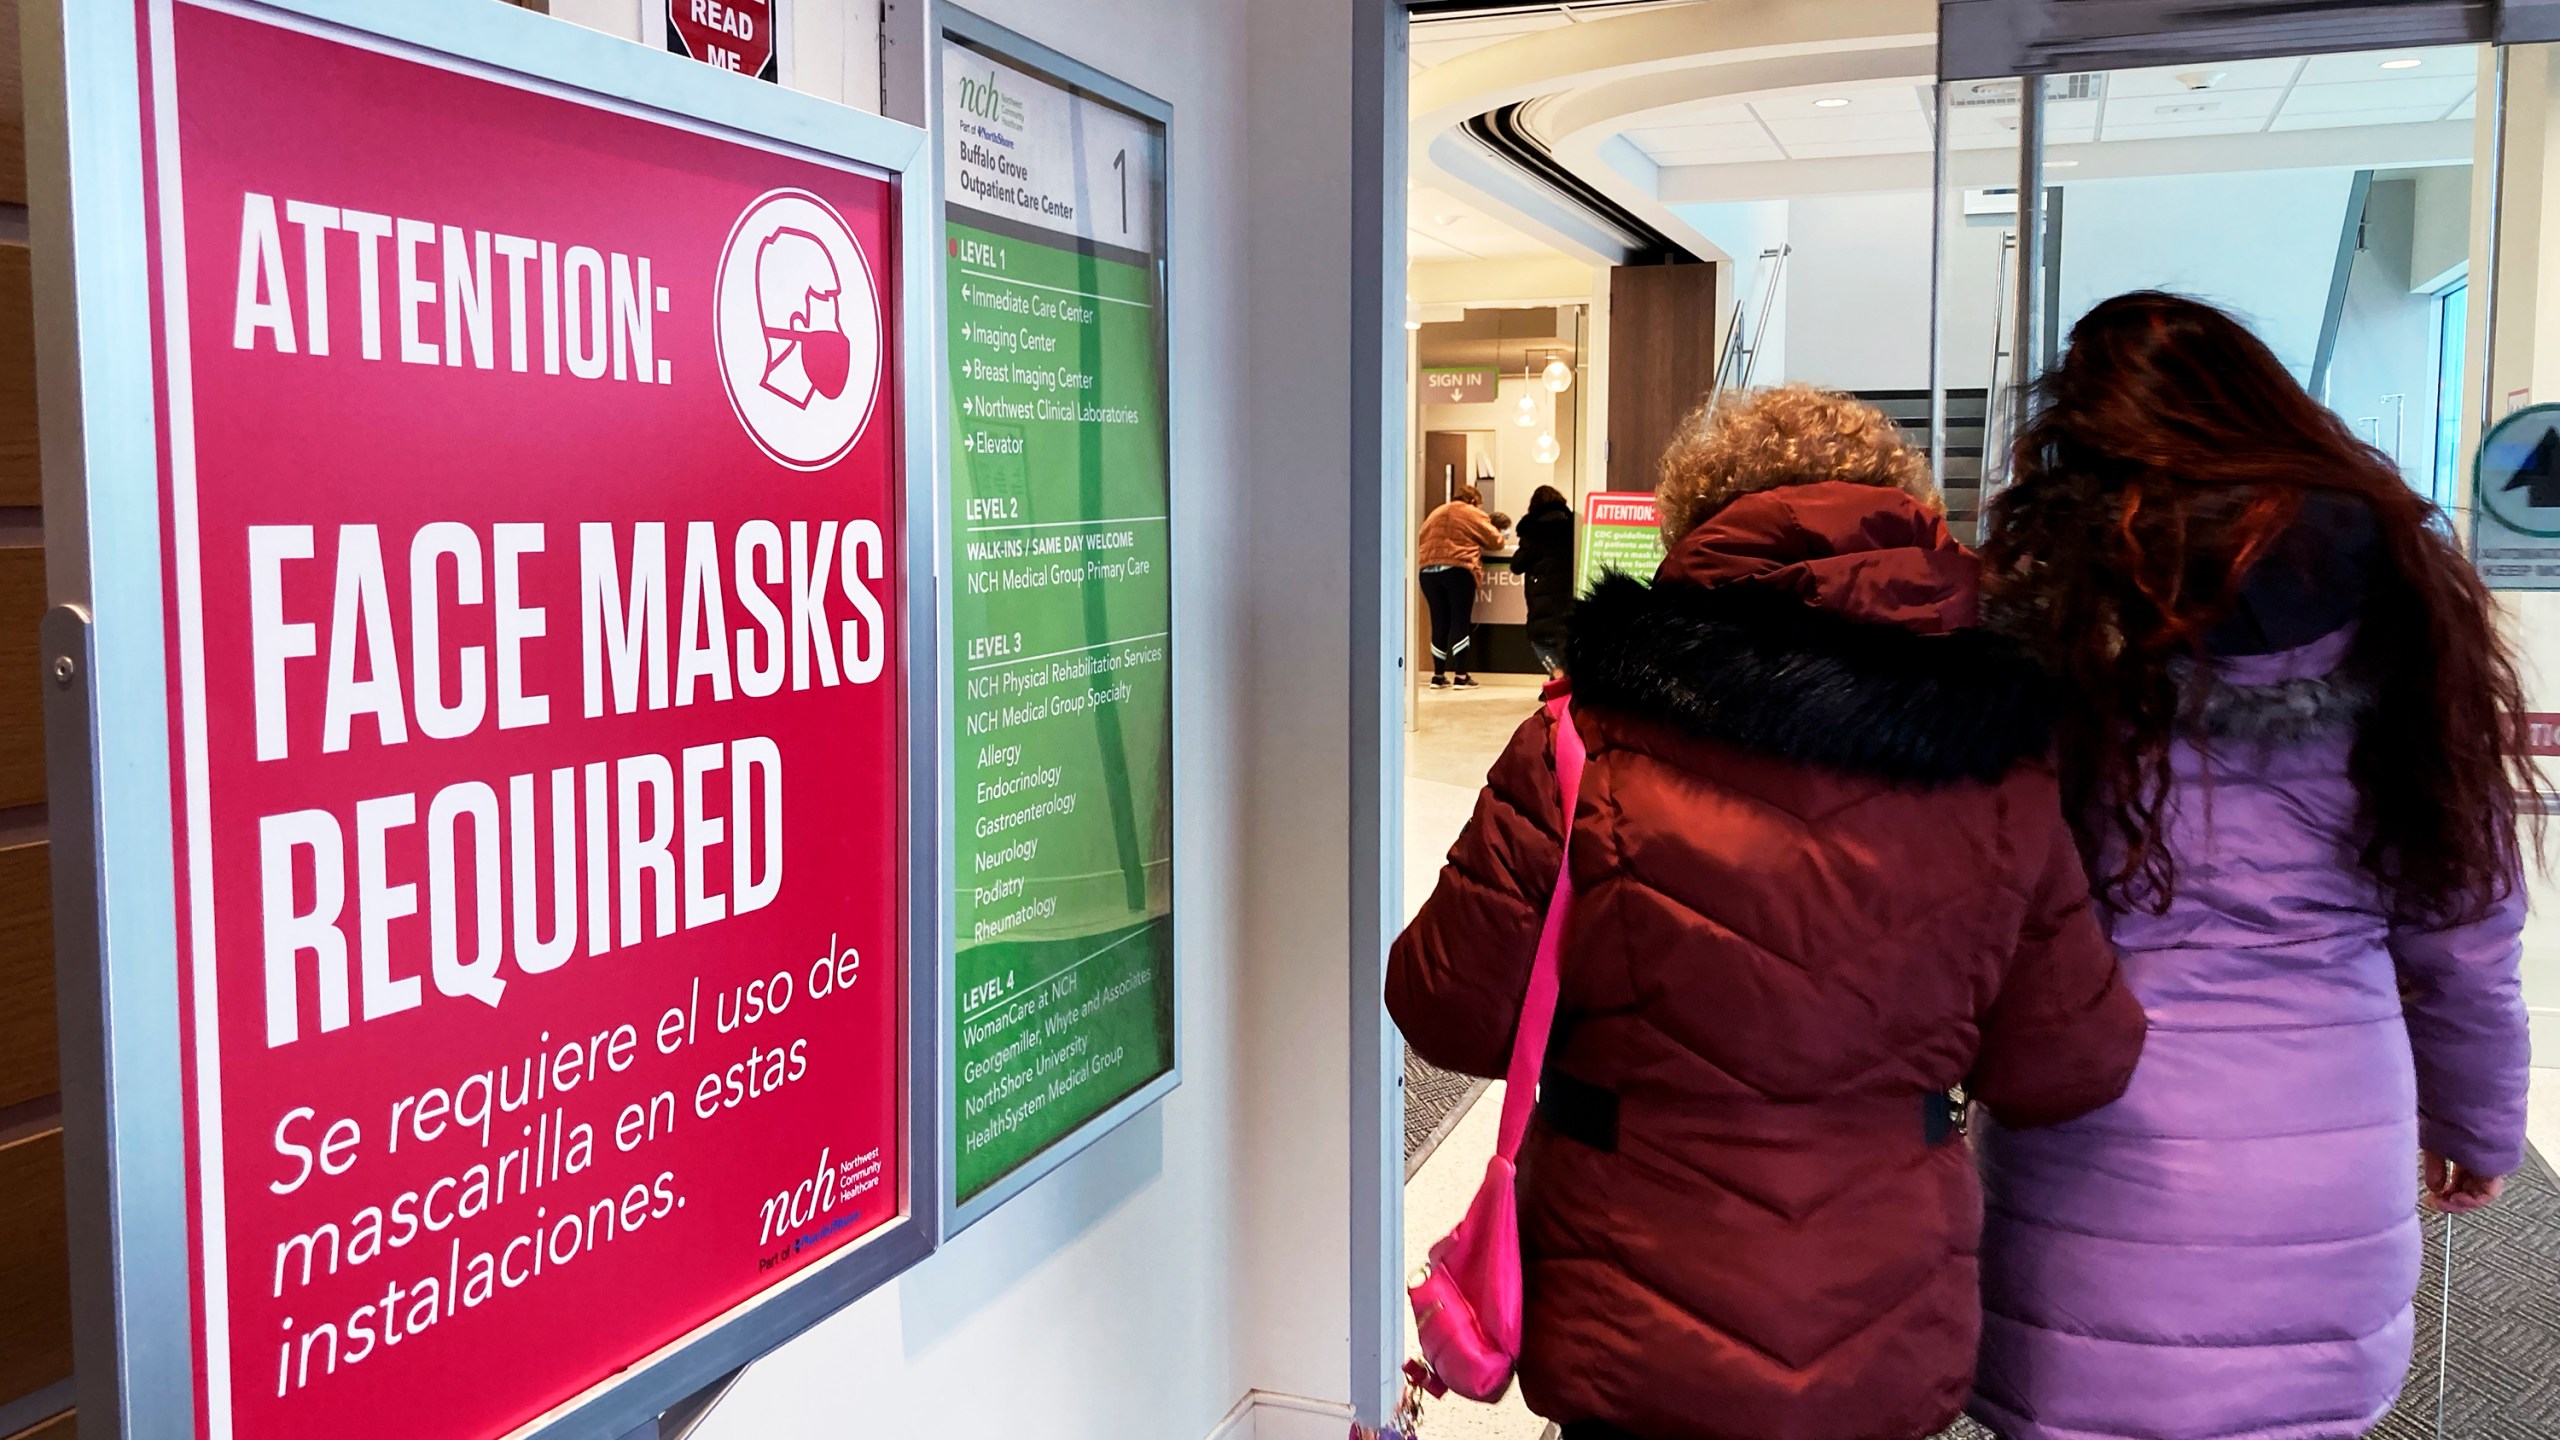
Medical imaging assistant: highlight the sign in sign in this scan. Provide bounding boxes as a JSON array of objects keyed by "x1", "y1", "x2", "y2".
[
  {"x1": 144, "y1": 7, "x2": 907, "y2": 1436},
  {"x1": 1419, "y1": 366, "x2": 1497, "y2": 405},
  {"x1": 2474, "y1": 403, "x2": 2560, "y2": 589},
  {"x1": 1577, "y1": 491, "x2": 1666, "y2": 594},
  {"x1": 941, "y1": 34, "x2": 1176, "y2": 1209},
  {"x1": 667, "y1": 0, "x2": 778, "y2": 81}
]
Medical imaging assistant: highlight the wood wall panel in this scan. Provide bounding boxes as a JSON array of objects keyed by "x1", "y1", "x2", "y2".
[
  {"x1": 0, "y1": 842, "x2": 50, "y2": 1110},
  {"x1": 0, "y1": 0, "x2": 21, "y2": 208},
  {"x1": 3, "y1": 1410, "x2": 72, "y2": 1440},
  {"x1": 0, "y1": 1129, "x2": 71, "y2": 1410},
  {"x1": 1605, "y1": 263, "x2": 1725, "y2": 494},
  {"x1": 0, "y1": 547, "x2": 41, "y2": 810},
  {"x1": 0, "y1": 246, "x2": 38, "y2": 509},
  {"x1": 0, "y1": 2, "x2": 62, "y2": 1434}
]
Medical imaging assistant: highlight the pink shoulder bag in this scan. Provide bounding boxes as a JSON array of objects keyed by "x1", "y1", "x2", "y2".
[{"x1": 1406, "y1": 693, "x2": 1585, "y2": 1404}]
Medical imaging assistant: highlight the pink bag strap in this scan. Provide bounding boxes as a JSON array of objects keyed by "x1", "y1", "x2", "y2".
[{"x1": 1495, "y1": 694, "x2": 1585, "y2": 1161}]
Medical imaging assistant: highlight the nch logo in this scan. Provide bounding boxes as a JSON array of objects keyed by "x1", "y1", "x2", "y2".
[{"x1": 957, "y1": 69, "x2": 1025, "y2": 130}]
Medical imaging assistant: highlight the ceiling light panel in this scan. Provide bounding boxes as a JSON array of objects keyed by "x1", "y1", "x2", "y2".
[
  {"x1": 2295, "y1": 44, "x2": 2475, "y2": 84},
  {"x1": 2099, "y1": 87, "x2": 2284, "y2": 139},
  {"x1": 2269, "y1": 104, "x2": 2474, "y2": 132},
  {"x1": 1756, "y1": 111, "x2": 1934, "y2": 146},
  {"x1": 1750, "y1": 87, "x2": 1925, "y2": 120},
  {"x1": 1782, "y1": 136, "x2": 1934, "y2": 158},
  {"x1": 2279, "y1": 75, "x2": 2476, "y2": 116},
  {"x1": 1406, "y1": 231, "x2": 1473, "y2": 261},
  {"x1": 1624, "y1": 120, "x2": 1780, "y2": 165},
  {"x1": 2102, "y1": 56, "x2": 2303, "y2": 98}
]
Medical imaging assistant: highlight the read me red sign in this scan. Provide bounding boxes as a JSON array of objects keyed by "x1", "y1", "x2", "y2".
[
  {"x1": 142, "y1": 6, "x2": 906, "y2": 1436},
  {"x1": 668, "y1": 0, "x2": 777, "y2": 81}
]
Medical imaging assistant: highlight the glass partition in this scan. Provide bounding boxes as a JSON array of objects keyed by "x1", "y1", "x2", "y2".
[{"x1": 1941, "y1": 46, "x2": 2486, "y2": 522}]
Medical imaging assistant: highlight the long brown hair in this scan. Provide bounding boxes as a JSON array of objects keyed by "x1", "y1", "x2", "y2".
[{"x1": 1981, "y1": 291, "x2": 2534, "y2": 920}]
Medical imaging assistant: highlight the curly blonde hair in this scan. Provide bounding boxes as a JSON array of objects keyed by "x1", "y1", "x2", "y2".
[{"x1": 1655, "y1": 383, "x2": 1939, "y2": 543}]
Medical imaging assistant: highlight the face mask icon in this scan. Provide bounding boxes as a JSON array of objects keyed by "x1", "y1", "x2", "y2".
[
  {"x1": 756, "y1": 228, "x2": 851, "y2": 408},
  {"x1": 716, "y1": 188, "x2": 879, "y2": 471}
]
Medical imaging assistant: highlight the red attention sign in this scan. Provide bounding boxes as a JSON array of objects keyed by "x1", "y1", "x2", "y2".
[
  {"x1": 144, "y1": 6, "x2": 904, "y2": 1436},
  {"x1": 1585, "y1": 493, "x2": 1659, "y2": 528},
  {"x1": 668, "y1": 0, "x2": 777, "y2": 80}
]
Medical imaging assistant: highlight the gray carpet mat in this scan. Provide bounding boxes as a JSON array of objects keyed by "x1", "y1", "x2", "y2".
[
  {"x1": 1938, "y1": 1144, "x2": 2560, "y2": 1439},
  {"x1": 1404, "y1": 1050, "x2": 1488, "y2": 1180}
]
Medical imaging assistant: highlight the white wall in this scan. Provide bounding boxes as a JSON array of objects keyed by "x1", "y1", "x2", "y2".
[
  {"x1": 1783, "y1": 193, "x2": 1936, "y2": 392},
  {"x1": 1677, "y1": 199, "x2": 1789, "y2": 384},
  {"x1": 1672, "y1": 192, "x2": 2009, "y2": 395},
  {"x1": 546, "y1": 2, "x2": 1360, "y2": 1436},
  {"x1": 2054, "y1": 169, "x2": 2359, "y2": 379},
  {"x1": 2412, "y1": 164, "x2": 2474, "y2": 292},
  {"x1": 2325, "y1": 178, "x2": 2445, "y2": 499}
]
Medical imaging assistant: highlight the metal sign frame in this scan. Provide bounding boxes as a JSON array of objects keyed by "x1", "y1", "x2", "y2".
[
  {"x1": 26, "y1": 2, "x2": 944, "y2": 1436},
  {"x1": 928, "y1": 3, "x2": 1181, "y2": 1236}
]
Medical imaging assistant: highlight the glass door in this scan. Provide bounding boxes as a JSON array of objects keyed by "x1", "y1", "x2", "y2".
[{"x1": 1932, "y1": 42, "x2": 2490, "y2": 525}]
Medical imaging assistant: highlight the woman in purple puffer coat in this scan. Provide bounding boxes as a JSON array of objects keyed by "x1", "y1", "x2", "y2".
[{"x1": 1971, "y1": 292, "x2": 2537, "y2": 1440}]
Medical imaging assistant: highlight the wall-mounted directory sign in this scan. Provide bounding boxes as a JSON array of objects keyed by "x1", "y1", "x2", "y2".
[
  {"x1": 937, "y1": 11, "x2": 1177, "y2": 1221},
  {"x1": 39, "y1": 2, "x2": 938, "y2": 1436}
]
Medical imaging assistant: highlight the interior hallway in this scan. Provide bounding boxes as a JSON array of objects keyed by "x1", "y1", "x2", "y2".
[{"x1": 1396, "y1": 673, "x2": 2560, "y2": 1440}]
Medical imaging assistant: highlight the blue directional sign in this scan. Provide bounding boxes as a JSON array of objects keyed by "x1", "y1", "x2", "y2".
[{"x1": 2475, "y1": 402, "x2": 2560, "y2": 589}]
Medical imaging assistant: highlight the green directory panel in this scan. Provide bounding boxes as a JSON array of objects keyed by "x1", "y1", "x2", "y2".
[{"x1": 941, "y1": 25, "x2": 1175, "y2": 1210}]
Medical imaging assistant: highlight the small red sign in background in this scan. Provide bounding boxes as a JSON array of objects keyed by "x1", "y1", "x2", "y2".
[
  {"x1": 667, "y1": 0, "x2": 775, "y2": 81},
  {"x1": 2528, "y1": 714, "x2": 2560, "y2": 755}
]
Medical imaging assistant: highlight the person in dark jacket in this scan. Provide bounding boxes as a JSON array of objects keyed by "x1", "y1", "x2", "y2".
[
  {"x1": 1970, "y1": 293, "x2": 2535, "y2": 1440},
  {"x1": 1509, "y1": 485, "x2": 1575, "y2": 673},
  {"x1": 1387, "y1": 384, "x2": 2148, "y2": 1440}
]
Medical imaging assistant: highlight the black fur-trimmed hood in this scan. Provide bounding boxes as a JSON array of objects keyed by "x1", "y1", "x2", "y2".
[{"x1": 1568, "y1": 575, "x2": 2058, "y2": 786}]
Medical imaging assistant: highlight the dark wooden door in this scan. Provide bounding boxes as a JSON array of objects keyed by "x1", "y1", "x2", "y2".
[
  {"x1": 2, "y1": 0, "x2": 76, "y2": 1432},
  {"x1": 1606, "y1": 263, "x2": 1723, "y2": 493}
]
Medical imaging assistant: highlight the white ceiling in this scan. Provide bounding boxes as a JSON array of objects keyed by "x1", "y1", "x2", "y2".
[
  {"x1": 1405, "y1": 3, "x2": 1705, "y2": 264},
  {"x1": 1406, "y1": 2, "x2": 1695, "y2": 72},
  {"x1": 1622, "y1": 44, "x2": 2481, "y2": 168},
  {"x1": 1408, "y1": 184, "x2": 1561, "y2": 260}
]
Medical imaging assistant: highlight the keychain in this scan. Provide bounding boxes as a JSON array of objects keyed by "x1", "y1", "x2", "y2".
[{"x1": 1348, "y1": 1363, "x2": 1433, "y2": 1439}]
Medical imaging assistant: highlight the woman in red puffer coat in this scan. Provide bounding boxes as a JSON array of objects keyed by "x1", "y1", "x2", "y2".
[{"x1": 1388, "y1": 385, "x2": 2149, "y2": 1440}]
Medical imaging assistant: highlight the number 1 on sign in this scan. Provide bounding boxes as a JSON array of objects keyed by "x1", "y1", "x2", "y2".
[{"x1": 1112, "y1": 148, "x2": 1127, "y2": 234}]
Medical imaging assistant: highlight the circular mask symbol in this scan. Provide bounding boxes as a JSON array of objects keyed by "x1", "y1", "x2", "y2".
[{"x1": 714, "y1": 188, "x2": 882, "y2": 470}]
